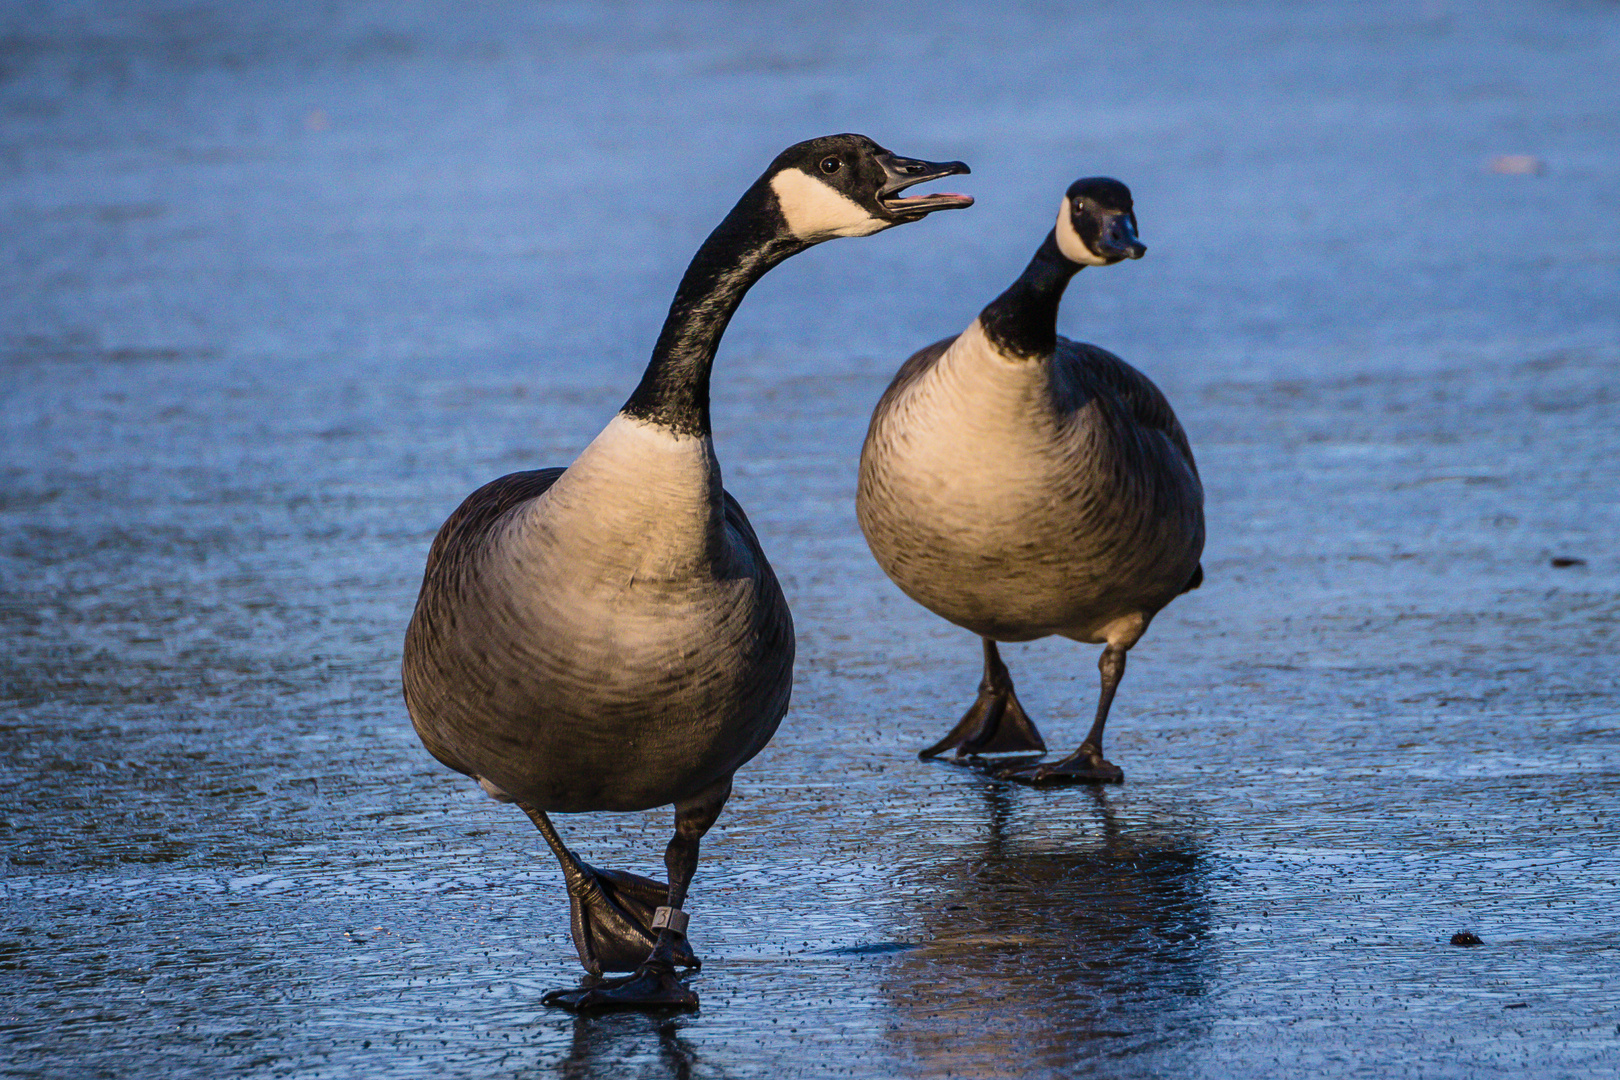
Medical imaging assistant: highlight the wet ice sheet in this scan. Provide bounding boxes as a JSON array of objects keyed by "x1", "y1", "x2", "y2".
[
  {"x1": 3, "y1": 1, "x2": 1619, "y2": 1077},
  {"x1": 4, "y1": 735, "x2": 1617, "y2": 1077}
]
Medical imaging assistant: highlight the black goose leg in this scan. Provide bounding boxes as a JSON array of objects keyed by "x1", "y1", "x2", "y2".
[
  {"x1": 919, "y1": 639, "x2": 1048, "y2": 761},
  {"x1": 1001, "y1": 644, "x2": 1127, "y2": 785},
  {"x1": 519, "y1": 802, "x2": 700, "y2": 976},
  {"x1": 543, "y1": 777, "x2": 731, "y2": 1012}
]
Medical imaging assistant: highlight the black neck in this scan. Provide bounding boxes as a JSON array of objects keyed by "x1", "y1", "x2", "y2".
[
  {"x1": 620, "y1": 182, "x2": 810, "y2": 435},
  {"x1": 978, "y1": 230, "x2": 1081, "y2": 360}
]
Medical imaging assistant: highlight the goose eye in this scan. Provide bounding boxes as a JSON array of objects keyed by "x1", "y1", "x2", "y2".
[{"x1": 819, "y1": 156, "x2": 842, "y2": 175}]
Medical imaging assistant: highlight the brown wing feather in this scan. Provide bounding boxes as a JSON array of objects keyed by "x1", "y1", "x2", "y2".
[
  {"x1": 417, "y1": 468, "x2": 567, "y2": 585},
  {"x1": 1055, "y1": 337, "x2": 1199, "y2": 478},
  {"x1": 403, "y1": 468, "x2": 566, "y2": 776},
  {"x1": 869, "y1": 335, "x2": 958, "y2": 423},
  {"x1": 1056, "y1": 339, "x2": 1204, "y2": 594}
]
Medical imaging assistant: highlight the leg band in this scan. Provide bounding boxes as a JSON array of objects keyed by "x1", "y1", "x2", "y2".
[{"x1": 651, "y1": 906, "x2": 689, "y2": 935}]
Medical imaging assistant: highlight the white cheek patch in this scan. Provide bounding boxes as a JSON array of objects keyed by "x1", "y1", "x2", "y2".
[
  {"x1": 1054, "y1": 197, "x2": 1109, "y2": 265},
  {"x1": 771, "y1": 169, "x2": 887, "y2": 240}
]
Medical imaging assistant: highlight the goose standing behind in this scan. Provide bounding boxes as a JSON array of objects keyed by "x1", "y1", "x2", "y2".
[
  {"x1": 403, "y1": 135, "x2": 971, "y2": 1010},
  {"x1": 857, "y1": 177, "x2": 1202, "y2": 785}
]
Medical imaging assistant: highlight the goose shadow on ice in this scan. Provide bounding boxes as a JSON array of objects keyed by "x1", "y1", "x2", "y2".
[{"x1": 878, "y1": 785, "x2": 1212, "y2": 1070}]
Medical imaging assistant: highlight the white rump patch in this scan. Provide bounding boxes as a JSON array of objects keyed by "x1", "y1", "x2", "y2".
[
  {"x1": 771, "y1": 168, "x2": 887, "y2": 241},
  {"x1": 477, "y1": 776, "x2": 514, "y2": 802},
  {"x1": 1055, "y1": 196, "x2": 1109, "y2": 265}
]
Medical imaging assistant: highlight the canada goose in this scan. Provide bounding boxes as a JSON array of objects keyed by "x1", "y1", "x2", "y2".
[
  {"x1": 403, "y1": 134, "x2": 971, "y2": 1010},
  {"x1": 856, "y1": 177, "x2": 1202, "y2": 785}
]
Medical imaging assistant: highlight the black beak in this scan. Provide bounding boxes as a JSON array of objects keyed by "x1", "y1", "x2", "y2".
[
  {"x1": 873, "y1": 152, "x2": 974, "y2": 217},
  {"x1": 1097, "y1": 211, "x2": 1146, "y2": 260}
]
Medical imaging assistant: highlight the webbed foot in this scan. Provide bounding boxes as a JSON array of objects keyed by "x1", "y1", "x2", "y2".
[
  {"x1": 920, "y1": 641, "x2": 1046, "y2": 761},
  {"x1": 542, "y1": 960, "x2": 699, "y2": 1013},
  {"x1": 997, "y1": 743, "x2": 1123, "y2": 785},
  {"x1": 566, "y1": 862, "x2": 700, "y2": 975}
]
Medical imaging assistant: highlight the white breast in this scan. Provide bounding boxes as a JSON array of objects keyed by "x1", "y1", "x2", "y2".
[
  {"x1": 874, "y1": 320, "x2": 1063, "y2": 501},
  {"x1": 514, "y1": 413, "x2": 727, "y2": 585},
  {"x1": 858, "y1": 321, "x2": 1125, "y2": 640}
]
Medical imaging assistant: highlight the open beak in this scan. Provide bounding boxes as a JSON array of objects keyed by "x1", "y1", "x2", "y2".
[{"x1": 874, "y1": 152, "x2": 974, "y2": 218}]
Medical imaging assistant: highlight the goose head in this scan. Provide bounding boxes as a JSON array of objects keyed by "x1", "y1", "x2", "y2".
[
  {"x1": 767, "y1": 134, "x2": 973, "y2": 242},
  {"x1": 1054, "y1": 177, "x2": 1146, "y2": 266}
]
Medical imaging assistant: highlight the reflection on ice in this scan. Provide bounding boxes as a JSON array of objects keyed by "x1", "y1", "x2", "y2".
[
  {"x1": 887, "y1": 785, "x2": 1210, "y2": 1072},
  {"x1": 551, "y1": 1013, "x2": 699, "y2": 1080}
]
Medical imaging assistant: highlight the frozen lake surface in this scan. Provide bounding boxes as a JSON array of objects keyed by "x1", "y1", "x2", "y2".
[{"x1": 3, "y1": 1, "x2": 1618, "y2": 1076}]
